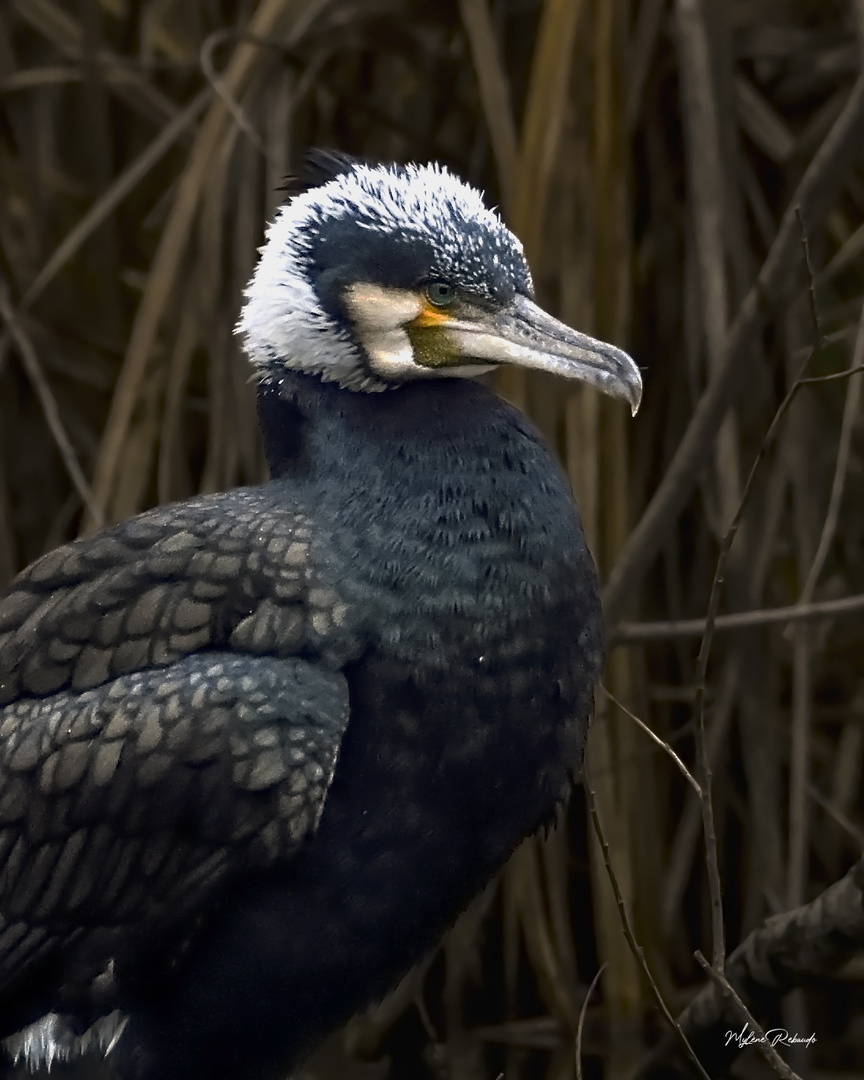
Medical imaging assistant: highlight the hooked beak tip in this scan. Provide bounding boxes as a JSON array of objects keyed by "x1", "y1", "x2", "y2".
[
  {"x1": 628, "y1": 378, "x2": 643, "y2": 417},
  {"x1": 598, "y1": 342, "x2": 643, "y2": 416}
]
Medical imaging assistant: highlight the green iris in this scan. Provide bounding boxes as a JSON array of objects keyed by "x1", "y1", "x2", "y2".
[{"x1": 425, "y1": 281, "x2": 455, "y2": 307}]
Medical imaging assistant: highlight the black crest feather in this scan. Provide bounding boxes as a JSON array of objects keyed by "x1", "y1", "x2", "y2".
[{"x1": 280, "y1": 149, "x2": 362, "y2": 198}]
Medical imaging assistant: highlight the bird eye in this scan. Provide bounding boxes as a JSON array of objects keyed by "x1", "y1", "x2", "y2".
[{"x1": 425, "y1": 281, "x2": 455, "y2": 307}]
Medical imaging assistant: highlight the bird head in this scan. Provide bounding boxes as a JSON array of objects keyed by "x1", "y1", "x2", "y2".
[{"x1": 238, "y1": 152, "x2": 642, "y2": 414}]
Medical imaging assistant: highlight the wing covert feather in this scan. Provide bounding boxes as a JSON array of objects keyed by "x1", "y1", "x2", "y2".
[
  {"x1": 0, "y1": 488, "x2": 360, "y2": 706},
  {"x1": 0, "y1": 653, "x2": 349, "y2": 994}
]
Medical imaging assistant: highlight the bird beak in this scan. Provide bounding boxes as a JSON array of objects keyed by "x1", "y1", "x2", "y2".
[{"x1": 428, "y1": 294, "x2": 643, "y2": 415}]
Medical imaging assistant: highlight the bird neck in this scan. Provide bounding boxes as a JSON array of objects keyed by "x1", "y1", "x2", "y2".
[
  {"x1": 256, "y1": 369, "x2": 520, "y2": 482},
  {"x1": 256, "y1": 367, "x2": 601, "y2": 707},
  {"x1": 256, "y1": 367, "x2": 595, "y2": 618}
]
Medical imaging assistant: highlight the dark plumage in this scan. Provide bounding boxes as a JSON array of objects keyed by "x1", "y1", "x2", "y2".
[{"x1": 0, "y1": 152, "x2": 641, "y2": 1079}]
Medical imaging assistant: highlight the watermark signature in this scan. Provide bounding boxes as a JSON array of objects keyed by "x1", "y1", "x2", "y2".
[{"x1": 725, "y1": 1025, "x2": 816, "y2": 1050}]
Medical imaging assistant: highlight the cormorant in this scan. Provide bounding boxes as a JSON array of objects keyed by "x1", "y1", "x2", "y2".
[{"x1": 0, "y1": 151, "x2": 641, "y2": 1079}]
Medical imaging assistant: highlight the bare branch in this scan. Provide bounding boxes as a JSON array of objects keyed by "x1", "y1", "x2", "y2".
[
  {"x1": 601, "y1": 686, "x2": 702, "y2": 797},
  {"x1": 585, "y1": 782, "x2": 712, "y2": 1080},
  {"x1": 611, "y1": 592, "x2": 864, "y2": 643},
  {"x1": 693, "y1": 951, "x2": 803, "y2": 1080},
  {"x1": 200, "y1": 30, "x2": 266, "y2": 155},
  {"x1": 798, "y1": 304, "x2": 864, "y2": 605},
  {"x1": 574, "y1": 963, "x2": 605, "y2": 1080},
  {"x1": 633, "y1": 859, "x2": 864, "y2": 1080},
  {"x1": 603, "y1": 70, "x2": 864, "y2": 628},
  {"x1": 0, "y1": 284, "x2": 103, "y2": 528},
  {"x1": 20, "y1": 88, "x2": 211, "y2": 314}
]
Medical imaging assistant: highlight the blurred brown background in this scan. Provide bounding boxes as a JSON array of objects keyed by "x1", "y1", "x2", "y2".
[{"x1": 1, "y1": 1, "x2": 864, "y2": 1078}]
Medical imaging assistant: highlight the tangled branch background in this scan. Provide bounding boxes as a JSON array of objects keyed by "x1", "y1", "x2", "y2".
[{"x1": 1, "y1": 1, "x2": 864, "y2": 1078}]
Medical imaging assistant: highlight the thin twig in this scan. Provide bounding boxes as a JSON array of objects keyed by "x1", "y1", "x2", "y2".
[
  {"x1": 796, "y1": 206, "x2": 822, "y2": 342},
  {"x1": 86, "y1": 0, "x2": 316, "y2": 530},
  {"x1": 601, "y1": 686, "x2": 701, "y2": 797},
  {"x1": 662, "y1": 658, "x2": 739, "y2": 936},
  {"x1": 584, "y1": 783, "x2": 712, "y2": 1080},
  {"x1": 798, "y1": 307, "x2": 864, "y2": 605},
  {"x1": 611, "y1": 591, "x2": 864, "y2": 643},
  {"x1": 22, "y1": 87, "x2": 212, "y2": 314},
  {"x1": 574, "y1": 963, "x2": 606, "y2": 1080},
  {"x1": 684, "y1": 207, "x2": 862, "y2": 972},
  {"x1": 809, "y1": 784, "x2": 864, "y2": 849},
  {"x1": 0, "y1": 64, "x2": 147, "y2": 92},
  {"x1": 815, "y1": 219, "x2": 864, "y2": 287},
  {"x1": 787, "y1": 617, "x2": 811, "y2": 911},
  {"x1": 798, "y1": 362, "x2": 864, "y2": 384},
  {"x1": 14, "y1": 0, "x2": 180, "y2": 125},
  {"x1": 0, "y1": 85, "x2": 211, "y2": 383},
  {"x1": 693, "y1": 600, "x2": 726, "y2": 973},
  {"x1": 603, "y1": 70, "x2": 864, "y2": 628},
  {"x1": 694, "y1": 367, "x2": 803, "y2": 950},
  {"x1": 694, "y1": 950, "x2": 804, "y2": 1080},
  {"x1": 0, "y1": 284, "x2": 103, "y2": 527},
  {"x1": 787, "y1": 209, "x2": 821, "y2": 914},
  {"x1": 639, "y1": 860, "x2": 864, "y2": 1080},
  {"x1": 688, "y1": 209, "x2": 814, "y2": 971},
  {"x1": 200, "y1": 28, "x2": 268, "y2": 157}
]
